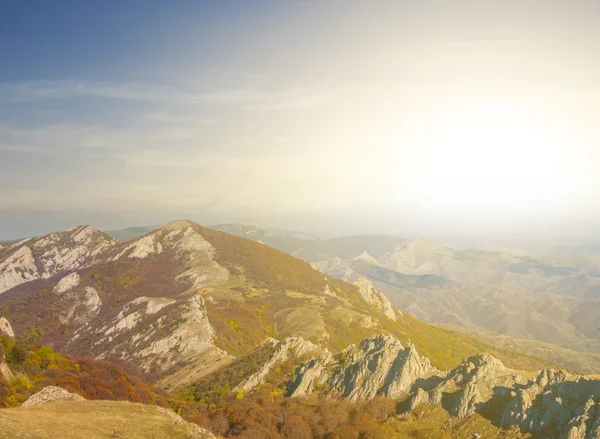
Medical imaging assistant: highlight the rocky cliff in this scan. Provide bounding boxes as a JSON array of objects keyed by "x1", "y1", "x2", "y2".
[
  {"x1": 289, "y1": 334, "x2": 600, "y2": 439},
  {"x1": 287, "y1": 334, "x2": 436, "y2": 401}
]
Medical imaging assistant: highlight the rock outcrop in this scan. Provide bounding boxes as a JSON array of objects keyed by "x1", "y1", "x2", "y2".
[
  {"x1": 499, "y1": 369, "x2": 600, "y2": 439},
  {"x1": 67, "y1": 294, "x2": 230, "y2": 387},
  {"x1": 53, "y1": 272, "x2": 102, "y2": 324},
  {"x1": 0, "y1": 343, "x2": 14, "y2": 382},
  {"x1": 407, "y1": 353, "x2": 526, "y2": 418},
  {"x1": 289, "y1": 334, "x2": 600, "y2": 439},
  {"x1": 354, "y1": 278, "x2": 398, "y2": 320},
  {"x1": 0, "y1": 316, "x2": 15, "y2": 339},
  {"x1": 22, "y1": 386, "x2": 85, "y2": 406},
  {"x1": 287, "y1": 335, "x2": 436, "y2": 401},
  {"x1": 235, "y1": 337, "x2": 321, "y2": 392}
]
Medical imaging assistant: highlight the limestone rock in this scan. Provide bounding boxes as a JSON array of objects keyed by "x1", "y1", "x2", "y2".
[
  {"x1": 287, "y1": 335, "x2": 435, "y2": 401},
  {"x1": 0, "y1": 344, "x2": 14, "y2": 382},
  {"x1": 0, "y1": 316, "x2": 15, "y2": 339},
  {"x1": 408, "y1": 353, "x2": 525, "y2": 418},
  {"x1": 22, "y1": 386, "x2": 85, "y2": 406},
  {"x1": 67, "y1": 294, "x2": 230, "y2": 388},
  {"x1": 354, "y1": 278, "x2": 398, "y2": 320},
  {"x1": 236, "y1": 337, "x2": 321, "y2": 392}
]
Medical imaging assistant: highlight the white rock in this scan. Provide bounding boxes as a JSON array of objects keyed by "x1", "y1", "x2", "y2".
[
  {"x1": 0, "y1": 316, "x2": 15, "y2": 339},
  {"x1": 236, "y1": 337, "x2": 320, "y2": 392},
  {"x1": 354, "y1": 278, "x2": 398, "y2": 320},
  {"x1": 22, "y1": 386, "x2": 85, "y2": 406},
  {"x1": 53, "y1": 272, "x2": 81, "y2": 294}
]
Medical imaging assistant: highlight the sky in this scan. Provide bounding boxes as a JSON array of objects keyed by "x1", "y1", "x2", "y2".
[{"x1": 1, "y1": 0, "x2": 600, "y2": 241}]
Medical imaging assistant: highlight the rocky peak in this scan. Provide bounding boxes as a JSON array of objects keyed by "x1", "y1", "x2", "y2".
[
  {"x1": 354, "y1": 278, "x2": 398, "y2": 320},
  {"x1": 0, "y1": 225, "x2": 118, "y2": 294},
  {"x1": 376, "y1": 238, "x2": 453, "y2": 274},
  {"x1": 22, "y1": 386, "x2": 85, "y2": 406},
  {"x1": 448, "y1": 353, "x2": 511, "y2": 386},
  {"x1": 351, "y1": 251, "x2": 380, "y2": 265},
  {"x1": 287, "y1": 334, "x2": 435, "y2": 401},
  {"x1": 112, "y1": 221, "x2": 229, "y2": 289},
  {"x1": 313, "y1": 257, "x2": 358, "y2": 282}
]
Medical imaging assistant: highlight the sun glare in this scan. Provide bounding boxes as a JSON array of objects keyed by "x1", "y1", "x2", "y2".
[{"x1": 411, "y1": 100, "x2": 571, "y2": 214}]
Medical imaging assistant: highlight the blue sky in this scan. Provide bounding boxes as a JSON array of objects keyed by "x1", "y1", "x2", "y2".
[{"x1": 2, "y1": 1, "x2": 600, "y2": 241}]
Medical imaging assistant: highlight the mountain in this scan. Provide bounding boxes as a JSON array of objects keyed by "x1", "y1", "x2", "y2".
[
  {"x1": 0, "y1": 226, "x2": 117, "y2": 295},
  {"x1": 0, "y1": 221, "x2": 552, "y2": 390},
  {"x1": 99, "y1": 223, "x2": 600, "y2": 371},
  {"x1": 438, "y1": 323, "x2": 600, "y2": 375},
  {"x1": 1, "y1": 220, "x2": 598, "y2": 438}
]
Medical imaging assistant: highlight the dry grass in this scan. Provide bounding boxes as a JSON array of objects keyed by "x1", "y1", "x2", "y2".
[
  {"x1": 393, "y1": 405, "x2": 530, "y2": 439},
  {"x1": 0, "y1": 400, "x2": 209, "y2": 439}
]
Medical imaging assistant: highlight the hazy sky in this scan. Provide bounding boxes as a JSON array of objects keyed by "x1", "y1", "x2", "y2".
[{"x1": 1, "y1": 1, "x2": 600, "y2": 240}]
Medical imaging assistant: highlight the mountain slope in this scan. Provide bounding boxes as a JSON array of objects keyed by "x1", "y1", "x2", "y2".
[
  {"x1": 0, "y1": 226, "x2": 117, "y2": 295},
  {"x1": 0, "y1": 220, "x2": 553, "y2": 392},
  {"x1": 0, "y1": 400, "x2": 214, "y2": 439},
  {"x1": 314, "y1": 252, "x2": 600, "y2": 369}
]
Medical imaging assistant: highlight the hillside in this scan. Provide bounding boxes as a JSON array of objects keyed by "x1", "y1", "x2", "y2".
[
  {"x1": 0, "y1": 220, "x2": 597, "y2": 439},
  {"x1": 438, "y1": 323, "x2": 600, "y2": 374},
  {"x1": 313, "y1": 250, "x2": 600, "y2": 370},
  {"x1": 177, "y1": 223, "x2": 600, "y2": 369},
  {"x1": 0, "y1": 220, "x2": 552, "y2": 392},
  {"x1": 0, "y1": 400, "x2": 213, "y2": 439}
]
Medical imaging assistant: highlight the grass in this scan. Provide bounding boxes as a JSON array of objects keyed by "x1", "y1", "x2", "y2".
[
  {"x1": 392, "y1": 405, "x2": 530, "y2": 439},
  {"x1": 0, "y1": 400, "x2": 210, "y2": 439}
]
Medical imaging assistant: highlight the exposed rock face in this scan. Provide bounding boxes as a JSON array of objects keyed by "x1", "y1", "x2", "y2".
[
  {"x1": 407, "y1": 353, "x2": 526, "y2": 418},
  {"x1": 354, "y1": 278, "x2": 398, "y2": 320},
  {"x1": 291, "y1": 334, "x2": 600, "y2": 439},
  {"x1": 53, "y1": 272, "x2": 102, "y2": 324},
  {"x1": 236, "y1": 337, "x2": 321, "y2": 392},
  {"x1": 22, "y1": 386, "x2": 85, "y2": 406},
  {"x1": 0, "y1": 343, "x2": 15, "y2": 381},
  {"x1": 0, "y1": 316, "x2": 15, "y2": 339},
  {"x1": 287, "y1": 335, "x2": 436, "y2": 401},
  {"x1": 500, "y1": 369, "x2": 600, "y2": 439},
  {"x1": 0, "y1": 226, "x2": 117, "y2": 294},
  {"x1": 67, "y1": 294, "x2": 229, "y2": 386},
  {"x1": 113, "y1": 221, "x2": 229, "y2": 289}
]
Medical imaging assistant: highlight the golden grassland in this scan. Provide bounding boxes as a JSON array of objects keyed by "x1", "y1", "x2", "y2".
[{"x1": 0, "y1": 400, "x2": 208, "y2": 439}]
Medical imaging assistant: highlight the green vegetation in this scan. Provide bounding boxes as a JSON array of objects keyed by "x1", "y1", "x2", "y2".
[
  {"x1": 0, "y1": 336, "x2": 166, "y2": 408},
  {"x1": 186, "y1": 341, "x2": 278, "y2": 403}
]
